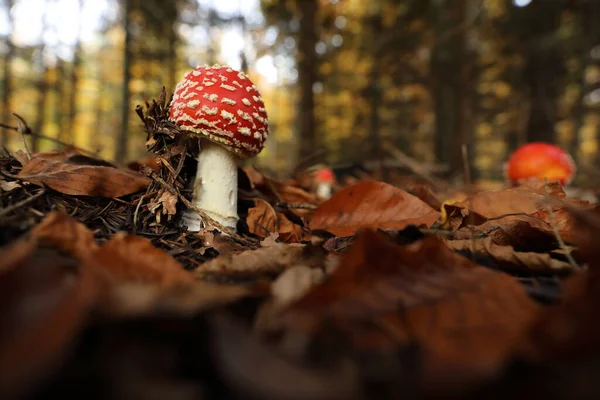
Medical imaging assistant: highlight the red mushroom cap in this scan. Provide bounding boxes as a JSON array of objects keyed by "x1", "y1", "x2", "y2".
[
  {"x1": 505, "y1": 142, "x2": 576, "y2": 185},
  {"x1": 169, "y1": 64, "x2": 269, "y2": 159},
  {"x1": 315, "y1": 167, "x2": 335, "y2": 184}
]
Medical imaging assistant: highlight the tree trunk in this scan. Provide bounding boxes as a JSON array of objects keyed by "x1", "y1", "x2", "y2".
[
  {"x1": 523, "y1": 45, "x2": 562, "y2": 143},
  {"x1": 1, "y1": 0, "x2": 14, "y2": 147},
  {"x1": 430, "y1": 0, "x2": 471, "y2": 175},
  {"x1": 296, "y1": 0, "x2": 318, "y2": 161},
  {"x1": 33, "y1": 68, "x2": 48, "y2": 153},
  {"x1": 368, "y1": 14, "x2": 382, "y2": 163},
  {"x1": 63, "y1": 0, "x2": 84, "y2": 145},
  {"x1": 117, "y1": 0, "x2": 133, "y2": 162}
]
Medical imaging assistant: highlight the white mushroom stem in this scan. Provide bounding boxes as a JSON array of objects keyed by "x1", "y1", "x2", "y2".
[{"x1": 183, "y1": 139, "x2": 239, "y2": 232}]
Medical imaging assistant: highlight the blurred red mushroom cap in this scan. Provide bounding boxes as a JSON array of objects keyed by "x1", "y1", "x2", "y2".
[
  {"x1": 315, "y1": 167, "x2": 335, "y2": 184},
  {"x1": 169, "y1": 64, "x2": 269, "y2": 159},
  {"x1": 505, "y1": 142, "x2": 576, "y2": 185}
]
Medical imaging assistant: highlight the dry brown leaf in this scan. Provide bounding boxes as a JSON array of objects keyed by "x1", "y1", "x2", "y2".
[
  {"x1": 29, "y1": 211, "x2": 100, "y2": 259},
  {"x1": 195, "y1": 242, "x2": 324, "y2": 280},
  {"x1": 247, "y1": 198, "x2": 308, "y2": 243},
  {"x1": 309, "y1": 181, "x2": 441, "y2": 237},
  {"x1": 100, "y1": 281, "x2": 254, "y2": 317},
  {"x1": 0, "y1": 246, "x2": 99, "y2": 397},
  {"x1": 272, "y1": 230, "x2": 538, "y2": 393},
  {"x1": 242, "y1": 166, "x2": 319, "y2": 217},
  {"x1": 0, "y1": 179, "x2": 20, "y2": 192},
  {"x1": 18, "y1": 150, "x2": 150, "y2": 197},
  {"x1": 210, "y1": 313, "x2": 358, "y2": 400},
  {"x1": 92, "y1": 232, "x2": 195, "y2": 288},
  {"x1": 445, "y1": 236, "x2": 573, "y2": 272}
]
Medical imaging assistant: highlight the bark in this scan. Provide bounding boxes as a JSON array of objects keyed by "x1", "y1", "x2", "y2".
[
  {"x1": 62, "y1": 0, "x2": 84, "y2": 144},
  {"x1": 523, "y1": 45, "x2": 563, "y2": 143},
  {"x1": 430, "y1": 0, "x2": 472, "y2": 175},
  {"x1": 32, "y1": 9, "x2": 51, "y2": 152},
  {"x1": 117, "y1": 0, "x2": 133, "y2": 162},
  {"x1": 1, "y1": 0, "x2": 14, "y2": 147},
  {"x1": 296, "y1": 0, "x2": 318, "y2": 161}
]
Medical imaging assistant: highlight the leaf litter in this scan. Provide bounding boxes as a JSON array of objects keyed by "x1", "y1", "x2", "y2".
[{"x1": 1, "y1": 95, "x2": 600, "y2": 398}]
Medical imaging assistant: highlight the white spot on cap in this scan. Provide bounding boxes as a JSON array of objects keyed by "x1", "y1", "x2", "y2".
[
  {"x1": 221, "y1": 97, "x2": 236, "y2": 105},
  {"x1": 203, "y1": 93, "x2": 219, "y2": 102},
  {"x1": 242, "y1": 98, "x2": 252, "y2": 107},
  {"x1": 220, "y1": 83, "x2": 237, "y2": 92},
  {"x1": 187, "y1": 99, "x2": 200, "y2": 109}
]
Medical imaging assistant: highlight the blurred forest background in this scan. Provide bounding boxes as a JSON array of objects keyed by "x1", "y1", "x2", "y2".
[{"x1": 0, "y1": 0, "x2": 599, "y2": 183}]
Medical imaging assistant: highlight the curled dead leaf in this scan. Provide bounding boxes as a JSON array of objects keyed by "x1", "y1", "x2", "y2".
[
  {"x1": 18, "y1": 150, "x2": 150, "y2": 197},
  {"x1": 309, "y1": 181, "x2": 441, "y2": 237},
  {"x1": 271, "y1": 230, "x2": 538, "y2": 393},
  {"x1": 445, "y1": 236, "x2": 573, "y2": 272},
  {"x1": 195, "y1": 242, "x2": 325, "y2": 281},
  {"x1": 247, "y1": 198, "x2": 309, "y2": 243}
]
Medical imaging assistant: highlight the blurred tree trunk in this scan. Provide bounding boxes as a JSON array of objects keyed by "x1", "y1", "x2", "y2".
[
  {"x1": 167, "y1": 26, "x2": 177, "y2": 93},
  {"x1": 92, "y1": 44, "x2": 105, "y2": 152},
  {"x1": 60, "y1": 0, "x2": 83, "y2": 144},
  {"x1": 523, "y1": 45, "x2": 563, "y2": 143},
  {"x1": 297, "y1": 0, "x2": 318, "y2": 160},
  {"x1": 32, "y1": 9, "x2": 51, "y2": 152},
  {"x1": 54, "y1": 59, "x2": 65, "y2": 138},
  {"x1": 33, "y1": 67, "x2": 48, "y2": 153},
  {"x1": 571, "y1": 0, "x2": 600, "y2": 162},
  {"x1": 1, "y1": 0, "x2": 14, "y2": 147},
  {"x1": 117, "y1": 0, "x2": 133, "y2": 162},
  {"x1": 431, "y1": 0, "x2": 472, "y2": 176},
  {"x1": 368, "y1": 13, "x2": 382, "y2": 177}
]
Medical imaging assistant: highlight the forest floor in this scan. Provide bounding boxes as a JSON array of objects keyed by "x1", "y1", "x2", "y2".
[{"x1": 2, "y1": 101, "x2": 600, "y2": 399}]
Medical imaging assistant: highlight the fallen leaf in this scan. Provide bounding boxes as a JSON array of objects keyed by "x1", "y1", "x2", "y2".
[
  {"x1": 0, "y1": 247, "x2": 98, "y2": 397},
  {"x1": 210, "y1": 313, "x2": 359, "y2": 400},
  {"x1": 247, "y1": 199, "x2": 308, "y2": 243},
  {"x1": 99, "y1": 281, "x2": 254, "y2": 318},
  {"x1": 92, "y1": 232, "x2": 195, "y2": 288},
  {"x1": 242, "y1": 166, "x2": 319, "y2": 217},
  {"x1": 404, "y1": 183, "x2": 443, "y2": 210},
  {"x1": 18, "y1": 150, "x2": 150, "y2": 197},
  {"x1": 309, "y1": 181, "x2": 441, "y2": 237},
  {"x1": 0, "y1": 179, "x2": 20, "y2": 192},
  {"x1": 195, "y1": 242, "x2": 325, "y2": 281},
  {"x1": 273, "y1": 230, "x2": 538, "y2": 393},
  {"x1": 445, "y1": 236, "x2": 573, "y2": 272}
]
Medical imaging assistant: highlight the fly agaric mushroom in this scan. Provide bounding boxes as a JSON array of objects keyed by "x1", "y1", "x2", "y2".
[
  {"x1": 505, "y1": 142, "x2": 575, "y2": 186},
  {"x1": 315, "y1": 167, "x2": 336, "y2": 200},
  {"x1": 169, "y1": 64, "x2": 269, "y2": 231}
]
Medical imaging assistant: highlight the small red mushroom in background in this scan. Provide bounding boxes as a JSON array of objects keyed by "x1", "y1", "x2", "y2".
[
  {"x1": 314, "y1": 167, "x2": 336, "y2": 200},
  {"x1": 169, "y1": 64, "x2": 269, "y2": 232},
  {"x1": 505, "y1": 142, "x2": 576, "y2": 186}
]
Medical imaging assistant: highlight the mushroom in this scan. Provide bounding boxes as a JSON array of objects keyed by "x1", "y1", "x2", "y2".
[
  {"x1": 169, "y1": 64, "x2": 269, "y2": 232},
  {"x1": 504, "y1": 142, "x2": 575, "y2": 186},
  {"x1": 314, "y1": 167, "x2": 336, "y2": 200}
]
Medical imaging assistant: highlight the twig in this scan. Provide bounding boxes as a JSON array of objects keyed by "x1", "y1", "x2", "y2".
[
  {"x1": 276, "y1": 202, "x2": 317, "y2": 210},
  {"x1": 543, "y1": 180, "x2": 580, "y2": 270},
  {"x1": 0, "y1": 120, "x2": 102, "y2": 159},
  {"x1": 383, "y1": 140, "x2": 447, "y2": 189},
  {"x1": 462, "y1": 144, "x2": 476, "y2": 260},
  {"x1": 132, "y1": 193, "x2": 147, "y2": 235},
  {"x1": 13, "y1": 114, "x2": 32, "y2": 160},
  {"x1": 0, "y1": 187, "x2": 45, "y2": 219}
]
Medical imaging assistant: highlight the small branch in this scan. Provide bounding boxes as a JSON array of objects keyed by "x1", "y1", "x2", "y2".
[
  {"x1": 0, "y1": 119, "x2": 101, "y2": 159},
  {"x1": 276, "y1": 202, "x2": 317, "y2": 210},
  {"x1": 383, "y1": 139, "x2": 447, "y2": 189},
  {"x1": 543, "y1": 181, "x2": 581, "y2": 270},
  {"x1": 0, "y1": 187, "x2": 45, "y2": 219}
]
